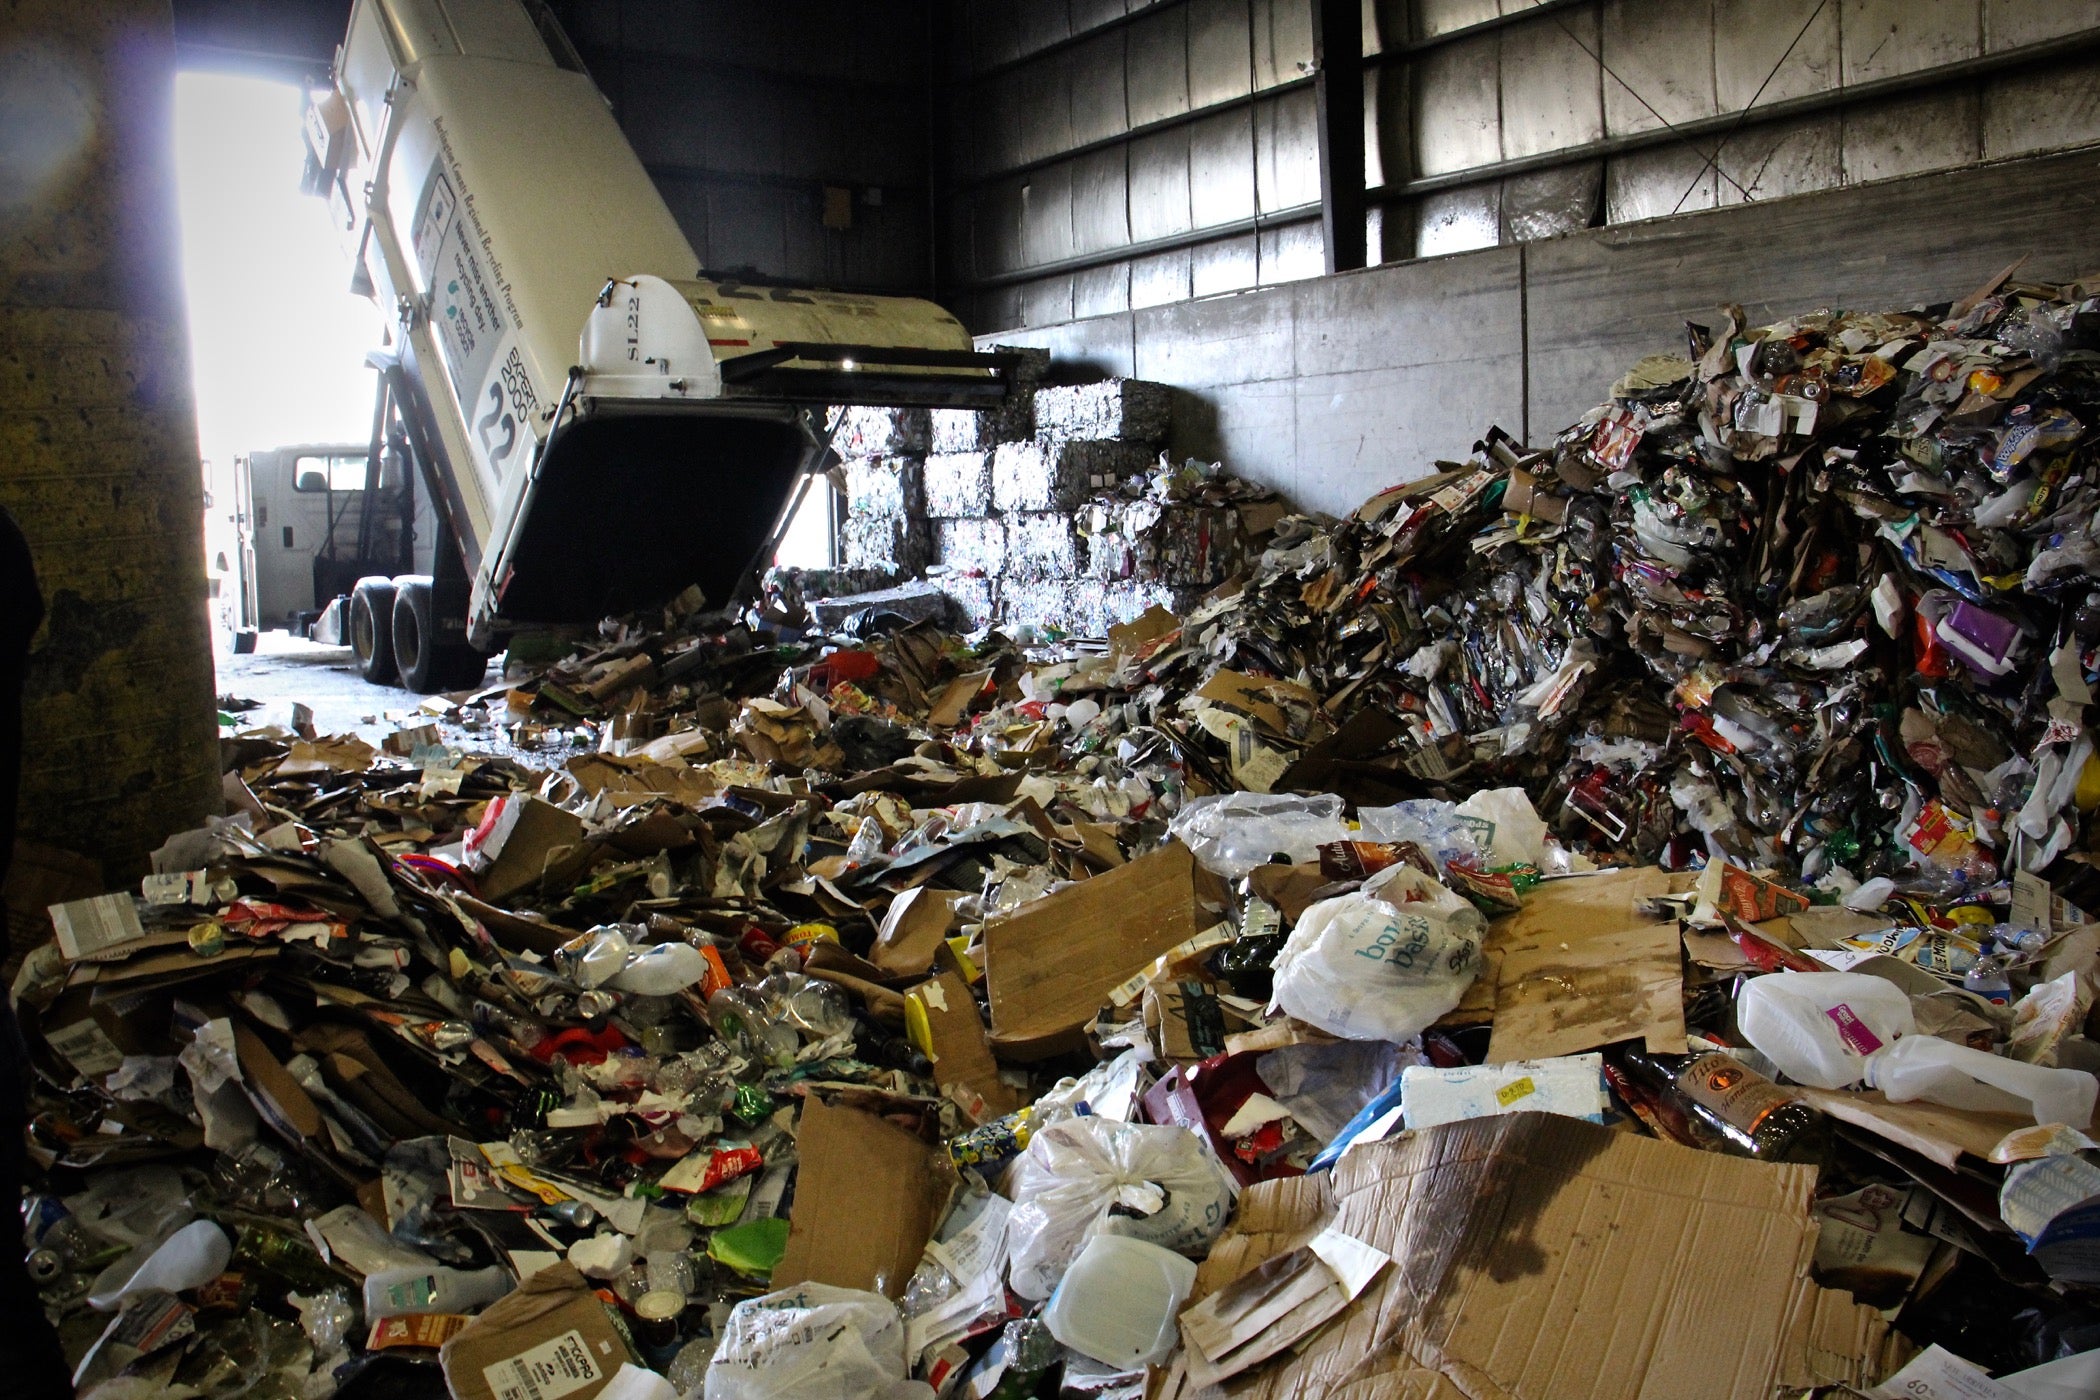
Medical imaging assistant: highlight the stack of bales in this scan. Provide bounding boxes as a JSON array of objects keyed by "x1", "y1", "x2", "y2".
[
  {"x1": 982, "y1": 380, "x2": 1170, "y2": 632},
  {"x1": 834, "y1": 408, "x2": 931, "y2": 576},
  {"x1": 829, "y1": 365, "x2": 1255, "y2": 635}
]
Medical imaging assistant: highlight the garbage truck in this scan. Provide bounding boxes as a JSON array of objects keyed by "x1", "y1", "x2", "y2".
[{"x1": 297, "y1": 0, "x2": 1011, "y2": 690}]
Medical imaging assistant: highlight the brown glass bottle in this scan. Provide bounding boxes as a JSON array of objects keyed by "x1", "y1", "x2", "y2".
[{"x1": 1610, "y1": 1044, "x2": 1823, "y2": 1162}]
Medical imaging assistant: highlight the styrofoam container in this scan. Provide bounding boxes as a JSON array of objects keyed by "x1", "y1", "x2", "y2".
[{"x1": 1042, "y1": 1234, "x2": 1199, "y2": 1368}]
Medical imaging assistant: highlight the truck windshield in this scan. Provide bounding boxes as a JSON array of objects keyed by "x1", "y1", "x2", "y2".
[{"x1": 293, "y1": 454, "x2": 368, "y2": 491}]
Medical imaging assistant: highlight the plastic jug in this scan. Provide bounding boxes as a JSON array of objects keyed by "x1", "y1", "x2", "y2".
[
  {"x1": 362, "y1": 1263, "x2": 513, "y2": 1318},
  {"x1": 1735, "y1": 971, "x2": 1916, "y2": 1089},
  {"x1": 1864, "y1": 1034, "x2": 2097, "y2": 1129},
  {"x1": 606, "y1": 941, "x2": 708, "y2": 995},
  {"x1": 1042, "y1": 1234, "x2": 1199, "y2": 1368}
]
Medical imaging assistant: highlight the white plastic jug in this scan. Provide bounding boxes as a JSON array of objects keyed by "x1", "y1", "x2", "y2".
[
  {"x1": 1043, "y1": 1235, "x2": 1199, "y2": 1368},
  {"x1": 606, "y1": 941, "x2": 708, "y2": 995},
  {"x1": 1735, "y1": 971, "x2": 1916, "y2": 1089},
  {"x1": 361, "y1": 1263, "x2": 513, "y2": 1318},
  {"x1": 1864, "y1": 1034, "x2": 2097, "y2": 1129}
]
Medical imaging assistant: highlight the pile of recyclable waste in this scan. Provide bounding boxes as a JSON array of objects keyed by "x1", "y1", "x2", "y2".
[{"x1": 14, "y1": 268, "x2": 2100, "y2": 1400}]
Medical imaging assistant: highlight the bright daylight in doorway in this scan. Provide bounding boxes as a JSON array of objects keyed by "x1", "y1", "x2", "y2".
[{"x1": 174, "y1": 70, "x2": 385, "y2": 626}]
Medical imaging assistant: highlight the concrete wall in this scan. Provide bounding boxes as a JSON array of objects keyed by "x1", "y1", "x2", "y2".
[
  {"x1": 1, "y1": 0, "x2": 224, "y2": 890},
  {"x1": 941, "y1": 0, "x2": 2100, "y2": 334},
  {"x1": 980, "y1": 144, "x2": 2100, "y2": 516},
  {"x1": 554, "y1": 0, "x2": 937, "y2": 295}
]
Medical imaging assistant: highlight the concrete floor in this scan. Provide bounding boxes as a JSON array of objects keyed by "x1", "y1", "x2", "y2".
[
  {"x1": 213, "y1": 629, "x2": 483, "y2": 744},
  {"x1": 212, "y1": 628, "x2": 589, "y2": 772}
]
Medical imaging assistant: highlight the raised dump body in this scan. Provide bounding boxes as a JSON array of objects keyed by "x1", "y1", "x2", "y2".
[{"x1": 301, "y1": 0, "x2": 1006, "y2": 688}]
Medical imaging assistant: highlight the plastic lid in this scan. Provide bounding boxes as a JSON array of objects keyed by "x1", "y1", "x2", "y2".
[{"x1": 635, "y1": 1289, "x2": 687, "y2": 1322}]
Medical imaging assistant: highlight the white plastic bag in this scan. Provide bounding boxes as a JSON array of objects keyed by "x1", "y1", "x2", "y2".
[
  {"x1": 1002, "y1": 1119, "x2": 1236, "y2": 1301},
  {"x1": 1452, "y1": 787, "x2": 1551, "y2": 867},
  {"x1": 1268, "y1": 867, "x2": 1485, "y2": 1043},
  {"x1": 1167, "y1": 793, "x2": 1347, "y2": 879},
  {"x1": 705, "y1": 1283, "x2": 911, "y2": 1400}
]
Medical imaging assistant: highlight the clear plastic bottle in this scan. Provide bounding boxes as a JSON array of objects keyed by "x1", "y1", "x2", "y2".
[
  {"x1": 1963, "y1": 953, "x2": 2013, "y2": 1006},
  {"x1": 605, "y1": 942, "x2": 708, "y2": 995}
]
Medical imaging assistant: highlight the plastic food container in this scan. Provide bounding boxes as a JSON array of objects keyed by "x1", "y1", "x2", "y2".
[{"x1": 1042, "y1": 1234, "x2": 1200, "y2": 1368}]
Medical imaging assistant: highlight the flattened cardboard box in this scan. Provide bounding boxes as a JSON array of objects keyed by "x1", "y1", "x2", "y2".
[
  {"x1": 440, "y1": 1262, "x2": 633, "y2": 1400},
  {"x1": 473, "y1": 798, "x2": 587, "y2": 903},
  {"x1": 774, "y1": 1096, "x2": 958, "y2": 1300},
  {"x1": 1484, "y1": 866, "x2": 1687, "y2": 1064},
  {"x1": 1161, "y1": 1114, "x2": 1895, "y2": 1400},
  {"x1": 984, "y1": 841, "x2": 1227, "y2": 1060}
]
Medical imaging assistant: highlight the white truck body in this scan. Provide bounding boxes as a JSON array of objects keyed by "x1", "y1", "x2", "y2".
[{"x1": 305, "y1": 0, "x2": 1003, "y2": 656}]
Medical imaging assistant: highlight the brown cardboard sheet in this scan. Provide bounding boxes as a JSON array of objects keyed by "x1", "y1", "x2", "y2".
[
  {"x1": 773, "y1": 1095, "x2": 958, "y2": 1300},
  {"x1": 1159, "y1": 1114, "x2": 1893, "y2": 1400},
  {"x1": 439, "y1": 1262, "x2": 633, "y2": 1400},
  {"x1": 1484, "y1": 866, "x2": 1688, "y2": 1063},
  {"x1": 984, "y1": 840, "x2": 1226, "y2": 1060}
]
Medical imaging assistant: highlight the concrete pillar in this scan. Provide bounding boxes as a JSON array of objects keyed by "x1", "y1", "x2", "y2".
[{"x1": 0, "y1": 0, "x2": 221, "y2": 902}]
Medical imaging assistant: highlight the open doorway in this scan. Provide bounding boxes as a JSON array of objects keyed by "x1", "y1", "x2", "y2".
[{"x1": 173, "y1": 70, "x2": 384, "y2": 661}]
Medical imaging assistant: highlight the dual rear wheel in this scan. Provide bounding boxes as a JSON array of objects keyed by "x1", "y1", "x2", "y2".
[{"x1": 348, "y1": 575, "x2": 485, "y2": 693}]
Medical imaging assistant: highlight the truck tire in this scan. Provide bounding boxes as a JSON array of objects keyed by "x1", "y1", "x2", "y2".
[
  {"x1": 349, "y1": 578, "x2": 398, "y2": 683},
  {"x1": 391, "y1": 577, "x2": 486, "y2": 693}
]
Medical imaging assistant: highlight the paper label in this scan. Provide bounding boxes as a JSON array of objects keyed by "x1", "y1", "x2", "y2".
[
  {"x1": 45, "y1": 1018, "x2": 124, "y2": 1078},
  {"x1": 1825, "y1": 1003, "x2": 1886, "y2": 1056},
  {"x1": 1869, "y1": 1344, "x2": 2018, "y2": 1400},
  {"x1": 368, "y1": 1313, "x2": 469, "y2": 1350},
  {"x1": 1495, "y1": 1077, "x2": 1536, "y2": 1107},
  {"x1": 48, "y1": 892, "x2": 147, "y2": 962},
  {"x1": 2009, "y1": 869, "x2": 2050, "y2": 934},
  {"x1": 377, "y1": 1274, "x2": 440, "y2": 1312},
  {"x1": 482, "y1": 1328, "x2": 604, "y2": 1400},
  {"x1": 1675, "y1": 1053, "x2": 1796, "y2": 1134}
]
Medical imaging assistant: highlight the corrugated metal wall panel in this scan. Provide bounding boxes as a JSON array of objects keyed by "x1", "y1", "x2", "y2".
[
  {"x1": 1257, "y1": 86, "x2": 1322, "y2": 210},
  {"x1": 1841, "y1": 0, "x2": 1981, "y2": 86},
  {"x1": 1186, "y1": 0, "x2": 1254, "y2": 105},
  {"x1": 1497, "y1": 9, "x2": 1602, "y2": 159},
  {"x1": 1127, "y1": 4, "x2": 1194, "y2": 122},
  {"x1": 1129, "y1": 127, "x2": 1197, "y2": 238},
  {"x1": 1071, "y1": 147, "x2": 1134, "y2": 253},
  {"x1": 1252, "y1": 0, "x2": 1315, "y2": 89},
  {"x1": 1843, "y1": 88, "x2": 1981, "y2": 182},
  {"x1": 935, "y1": 0, "x2": 2100, "y2": 335},
  {"x1": 1600, "y1": 0, "x2": 1714, "y2": 137},
  {"x1": 1984, "y1": 52, "x2": 2100, "y2": 155},
  {"x1": 1713, "y1": 114, "x2": 1839, "y2": 205},
  {"x1": 1412, "y1": 31, "x2": 1499, "y2": 174},
  {"x1": 1188, "y1": 107, "x2": 1258, "y2": 225}
]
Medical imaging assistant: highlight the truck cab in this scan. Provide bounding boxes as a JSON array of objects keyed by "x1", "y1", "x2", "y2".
[{"x1": 221, "y1": 440, "x2": 438, "y2": 650}]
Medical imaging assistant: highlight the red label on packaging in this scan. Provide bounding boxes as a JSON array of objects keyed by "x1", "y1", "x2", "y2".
[{"x1": 1824, "y1": 1003, "x2": 1884, "y2": 1057}]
